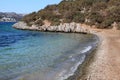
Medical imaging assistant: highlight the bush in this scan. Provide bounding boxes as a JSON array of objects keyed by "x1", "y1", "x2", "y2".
[
  {"x1": 22, "y1": 12, "x2": 37, "y2": 22},
  {"x1": 87, "y1": 12, "x2": 103, "y2": 25},
  {"x1": 73, "y1": 12, "x2": 85, "y2": 23},
  {"x1": 50, "y1": 17, "x2": 61, "y2": 26},
  {"x1": 63, "y1": 10, "x2": 74, "y2": 21},
  {"x1": 51, "y1": 21, "x2": 60, "y2": 26},
  {"x1": 100, "y1": 19, "x2": 114, "y2": 28},
  {"x1": 107, "y1": 6, "x2": 120, "y2": 22},
  {"x1": 92, "y1": 2, "x2": 107, "y2": 11}
]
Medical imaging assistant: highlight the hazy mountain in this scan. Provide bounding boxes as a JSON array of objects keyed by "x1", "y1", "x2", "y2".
[{"x1": 0, "y1": 12, "x2": 24, "y2": 21}]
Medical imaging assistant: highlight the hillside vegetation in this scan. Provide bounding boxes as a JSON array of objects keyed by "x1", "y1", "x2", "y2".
[{"x1": 21, "y1": 0, "x2": 120, "y2": 29}]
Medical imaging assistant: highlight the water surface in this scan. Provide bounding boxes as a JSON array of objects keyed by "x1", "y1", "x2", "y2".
[{"x1": 0, "y1": 22, "x2": 98, "y2": 80}]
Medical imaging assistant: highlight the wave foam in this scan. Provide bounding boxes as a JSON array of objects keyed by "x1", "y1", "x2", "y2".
[
  {"x1": 58, "y1": 55, "x2": 86, "y2": 80},
  {"x1": 81, "y1": 46, "x2": 92, "y2": 53}
]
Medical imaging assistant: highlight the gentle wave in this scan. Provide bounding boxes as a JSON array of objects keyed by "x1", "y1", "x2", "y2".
[
  {"x1": 58, "y1": 55, "x2": 86, "y2": 80},
  {"x1": 81, "y1": 46, "x2": 92, "y2": 53},
  {"x1": 0, "y1": 22, "x2": 98, "y2": 80},
  {"x1": 56, "y1": 45, "x2": 94, "y2": 80}
]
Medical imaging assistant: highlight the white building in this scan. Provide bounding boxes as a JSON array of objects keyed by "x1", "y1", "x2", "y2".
[{"x1": 0, "y1": 17, "x2": 16, "y2": 22}]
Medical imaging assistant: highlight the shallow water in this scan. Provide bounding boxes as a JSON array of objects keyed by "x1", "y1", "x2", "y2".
[{"x1": 0, "y1": 22, "x2": 98, "y2": 80}]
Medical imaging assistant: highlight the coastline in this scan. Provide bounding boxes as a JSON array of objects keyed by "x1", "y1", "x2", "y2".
[
  {"x1": 66, "y1": 32, "x2": 101, "y2": 80},
  {"x1": 13, "y1": 22, "x2": 120, "y2": 80},
  {"x1": 66, "y1": 45, "x2": 98, "y2": 80},
  {"x1": 66, "y1": 29, "x2": 120, "y2": 80},
  {"x1": 81, "y1": 29, "x2": 120, "y2": 80},
  {"x1": 13, "y1": 22, "x2": 93, "y2": 34},
  {"x1": 77, "y1": 29, "x2": 120, "y2": 80}
]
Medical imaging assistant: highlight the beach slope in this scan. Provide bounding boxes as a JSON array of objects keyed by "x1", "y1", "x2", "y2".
[{"x1": 81, "y1": 29, "x2": 120, "y2": 80}]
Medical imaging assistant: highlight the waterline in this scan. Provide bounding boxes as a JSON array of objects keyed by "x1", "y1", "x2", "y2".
[{"x1": 0, "y1": 22, "x2": 98, "y2": 80}]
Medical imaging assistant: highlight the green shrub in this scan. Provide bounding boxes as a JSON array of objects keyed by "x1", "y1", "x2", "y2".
[
  {"x1": 22, "y1": 12, "x2": 37, "y2": 22},
  {"x1": 92, "y1": 2, "x2": 107, "y2": 11},
  {"x1": 73, "y1": 12, "x2": 85, "y2": 23},
  {"x1": 87, "y1": 12, "x2": 103, "y2": 25},
  {"x1": 100, "y1": 19, "x2": 114, "y2": 28},
  {"x1": 107, "y1": 6, "x2": 120, "y2": 22},
  {"x1": 51, "y1": 21, "x2": 60, "y2": 26}
]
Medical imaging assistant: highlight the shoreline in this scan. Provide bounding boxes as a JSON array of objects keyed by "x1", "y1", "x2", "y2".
[
  {"x1": 85, "y1": 29, "x2": 120, "y2": 80},
  {"x1": 13, "y1": 22, "x2": 93, "y2": 34},
  {"x1": 78, "y1": 29, "x2": 120, "y2": 80},
  {"x1": 66, "y1": 34, "x2": 100, "y2": 80},
  {"x1": 66, "y1": 46, "x2": 98, "y2": 80},
  {"x1": 13, "y1": 22, "x2": 120, "y2": 80},
  {"x1": 13, "y1": 22, "x2": 99, "y2": 80},
  {"x1": 66, "y1": 29, "x2": 120, "y2": 80}
]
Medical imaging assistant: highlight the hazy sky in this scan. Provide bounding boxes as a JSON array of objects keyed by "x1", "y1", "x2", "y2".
[{"x1": 0, "y1": 0, "x2": 62, "y2": 14}]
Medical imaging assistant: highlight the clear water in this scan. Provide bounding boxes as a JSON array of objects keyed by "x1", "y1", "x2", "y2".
[{"x1": 0, "y1": 22, "x2": 98, "y2": 80}]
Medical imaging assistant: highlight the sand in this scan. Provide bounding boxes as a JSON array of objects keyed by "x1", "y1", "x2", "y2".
[{"x1": 80, "y1": 29, "x2": 120, "y2": 80}]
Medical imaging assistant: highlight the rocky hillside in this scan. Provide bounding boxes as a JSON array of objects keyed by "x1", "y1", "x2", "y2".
[
  {"x1": 21, "y1": 0, "x2": 120, "y2": 29},
  {"x1": 0, "y1": 12, "x2": 24, "y2": 21}
]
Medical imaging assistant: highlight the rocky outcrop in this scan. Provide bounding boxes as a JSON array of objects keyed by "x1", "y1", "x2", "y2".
[{"x1": 13, "y1": 22, "x2": 93, "y2": 34}]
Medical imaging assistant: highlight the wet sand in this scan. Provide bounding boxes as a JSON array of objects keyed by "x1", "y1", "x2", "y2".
[{"x1": 79, "y1": 29, "x2": 120, "y2": 80}]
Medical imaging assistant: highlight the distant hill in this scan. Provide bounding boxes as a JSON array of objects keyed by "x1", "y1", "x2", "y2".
[
  {"x1": 0, "y1": 12, "x2": 24, "y2": 22},
  {"x1": 21, "y1": 0, "x2": 120, "y2": 29}
]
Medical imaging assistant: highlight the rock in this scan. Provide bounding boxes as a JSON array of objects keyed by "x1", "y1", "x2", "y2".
[
  {"x1": 13, "y1": 22, "x2": 29, "y2": 29},
  {"x1": 13, "y1": 21, "x2": 92, "y2": 34}
]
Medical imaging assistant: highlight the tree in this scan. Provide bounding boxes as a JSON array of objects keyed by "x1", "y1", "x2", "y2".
[
  {"x1": 22, "y1": 12, "x2": 37, "y2": 23},
  {"x1": 100, "y1": 18, "x2": 114, "y2": 28},
  {"x1": 87, "y1": 12, "x2": 103, "y2": 25},
  {"x1": 92, "y1": 2, "x2": 107, "y2": 11},
  {"x1": 73, "y1": 12, "x2": 85, "y2": 23},
  {"x1": 107, "y1": 6, "x2": 120, "y2": 22}
]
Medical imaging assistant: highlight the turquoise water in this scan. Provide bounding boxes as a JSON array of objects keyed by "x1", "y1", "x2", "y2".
[{"x1": 0, "y1": 22, "x2": 98, "y2": 80}]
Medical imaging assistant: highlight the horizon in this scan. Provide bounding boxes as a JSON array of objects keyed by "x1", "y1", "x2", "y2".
[{"x1": 0, "y1": 0, "x2": 62, "y2": 14}]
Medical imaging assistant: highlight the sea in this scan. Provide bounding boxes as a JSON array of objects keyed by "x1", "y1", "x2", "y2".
[{"x1": 0, "y1": 22, "x2": 98, "y2": 80}]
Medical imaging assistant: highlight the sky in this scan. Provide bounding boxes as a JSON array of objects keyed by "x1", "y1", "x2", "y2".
[{"x1": 0, "y1": 0, "x2": 62, "y2": 14}]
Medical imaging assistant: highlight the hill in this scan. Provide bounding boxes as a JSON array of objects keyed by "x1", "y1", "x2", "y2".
[
  {"x1": 21, "y1": 0, "x2": 120, "y2": 29},
  {"x1": 0, "y1": 12, "x2": 24, "y2": 22}
]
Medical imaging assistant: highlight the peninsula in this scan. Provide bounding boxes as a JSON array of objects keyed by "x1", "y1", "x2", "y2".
[{"x1": 13, "y1": 0, "x2": 120, "y2": 80}]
